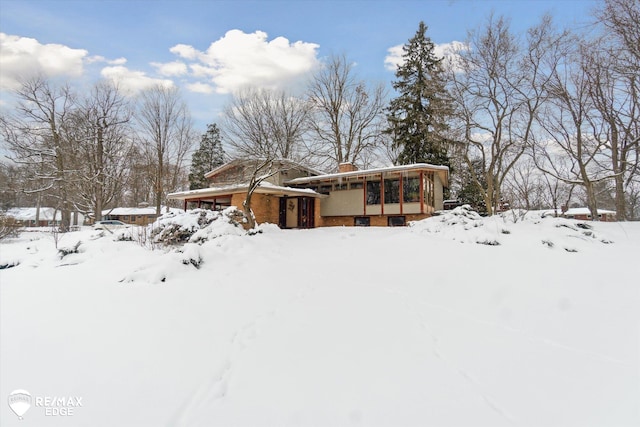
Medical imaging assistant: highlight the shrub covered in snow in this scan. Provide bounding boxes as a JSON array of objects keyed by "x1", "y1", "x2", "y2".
[
  {"x1": 58, "y1": 241, "x2": 81, "y2": 258},
  {"x1": 410, "y1": 205, "x2": 484, "y2": 234},
  {"x1": 150, "y1": 208, "x2": 246, "y2": 245},
  {"x1": 410, "y1": 205, "x2": 614, "y2": 251},
  {"x1": 0, "y1": 214, "x2": 23, "y2": 240}
]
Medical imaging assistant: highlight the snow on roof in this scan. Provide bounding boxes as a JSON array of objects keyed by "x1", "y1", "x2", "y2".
[
  {"x1": 101, "y1": 206, "x2": 179, "y2": 216},
  {"x1": 102, "y1": 207, "x2": 157, "y2": 216},
  {"x1": 5, "y1": 207, "x2": 63, "y2": 221},
  {"x1": 284, "y1": 163, "x2": 450, "y2": 185},
  {"x1": 564, "y1": 208, "x2": 616, "y2": 216},
  {"x1": 204, "y1": 159, "x2": 325, "y2": 179},
  {"x1": 168, "y1": 181, "x2": 324, "y2": 200}
]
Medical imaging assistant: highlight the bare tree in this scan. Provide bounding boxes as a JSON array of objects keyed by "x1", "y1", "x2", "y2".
[
  {"x1": 533, "y1": 38, "x2": 616, "y2": 220},
  {"x1": 222, "y1": 87, "x2": 309, "y2": 160},
  {"x1": 585, "y1": 0, "x2": 640, "y2": 220},
  {"x1": 65, "y1": 80, "x2": 133, "y2": 220},
  {"x1": 0, "y1": 76, "x2": 76, "y2": 230},
  {"x1": 449, "y1": 15, "x2": 565, "y2": 215},
  {"x1": 222, "y1": 87, "x2": 309, "y2": 229},
  {"x1": 503, "y1": 159, "x2": 546, "y2": 210},
  {"x1": 597, "y1": 0, "x2": 640, "y2": 64},
  {"x1": 581, "y1": 43, "x2": 639, "y2": 220},
  {"x1": 307, "y1": 54, "x2": 387, "y2": 170},
  {"x1": 121, "y1": 143, "x2": 155, "y2": 207},
  {"x1": 541, "y1": 168, "x2": 576, "y2": 217},
  {"x1": 136, "y1": 85, "x2": 195, "y2": 215}
]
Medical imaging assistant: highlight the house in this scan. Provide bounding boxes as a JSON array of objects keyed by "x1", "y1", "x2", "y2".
[
  {"x1": 168, "y1": 160, "x2": 449, "y2": 228},
  {"x1": 100, "y1": 206, "x2": 179, "y2": 225},
  {"x1": 562, "y1": 207, "x2": 617, "y2": 222},
  {"x1": 5, "y1": 207, "x2": 85, "y2": 227}
]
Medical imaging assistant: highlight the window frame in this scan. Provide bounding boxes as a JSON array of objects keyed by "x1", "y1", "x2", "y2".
[
  {"x1": 387, "y1": 216, "x2": 406, "y2": 227},
  {"x1": 366, "y1": 180, "x2": 381, "y2": 205},
  {"x1": 354, "y1": 217, "x2": 371, "y2": 226}
]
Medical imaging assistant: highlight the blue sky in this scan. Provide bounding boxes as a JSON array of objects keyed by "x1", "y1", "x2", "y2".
[{"x1": 1, "y1": 0, "x2": 598, "y2": 130}]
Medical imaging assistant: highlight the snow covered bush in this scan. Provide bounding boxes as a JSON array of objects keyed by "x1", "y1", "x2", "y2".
[
  {"x1": 409, "y1": 205, "x2": 484, "y2": 234},
  {"x1": 409, "y1": 205, "x2": 614, "y2": 251},
  {"x1": 0, "y1": 214, "x2": 22, "y2": 240},
  {"x1": 150, "y1": 208, "x2": 246, "y2": 246},
  {"x1": 58, "y1": 241, "x2": 81, "y2": 258},
  {"x1": 177, "y1": 243, "x2": 203, "y2": 269}
]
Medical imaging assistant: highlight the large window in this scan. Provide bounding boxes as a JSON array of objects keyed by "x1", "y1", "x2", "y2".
[
  {"x1": 384, "y1": 178, "x2": 400, "y2": 204},
  {"x1": 403, "y1": 176, "x2": 420, "y2": 203},
  {"x1": 334, "y1": 183, "x2": 348, "y2": 191},
  {"x1": 366, "y1": 180, "x2": 381, "y2": 205}
]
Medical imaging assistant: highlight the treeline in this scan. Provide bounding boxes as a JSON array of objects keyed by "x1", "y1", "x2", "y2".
[
  {"x1": 1, "y1": 82, "x2": 194, "y2": 228},
  {"x1": 1, "y1": 0, "x2": 638, "y2": 227},
  {"x1": 217, "y1": 0, "x2": 639, "y2": 220},
  {"x1": 222, "y1": 0, "x2": 640, "y2": 220}
]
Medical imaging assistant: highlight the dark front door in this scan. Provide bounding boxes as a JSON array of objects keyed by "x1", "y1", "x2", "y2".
[
  {"x1": 298, "y1": 197, "x2": 315, "y2": 228},
  {"x1": 279, "y1": 198, "x2": 287, "y2": 228}
]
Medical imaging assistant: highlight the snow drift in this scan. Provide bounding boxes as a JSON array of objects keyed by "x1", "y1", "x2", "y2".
[{"x1": 1, "y1": 211, "x2": 638, "y2": 427}]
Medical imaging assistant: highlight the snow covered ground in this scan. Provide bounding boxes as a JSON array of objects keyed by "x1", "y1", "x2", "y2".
[{"x1": 1, "y1": 209, "x2": 638, "y2": 426}]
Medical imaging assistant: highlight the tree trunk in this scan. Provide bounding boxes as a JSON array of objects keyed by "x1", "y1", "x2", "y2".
[
  {"x1": 243, "y1": 190, "x2": 256, "y2": 229},
  {"x1": 156, "y1": 155, "x2": 163, "y2": 216},
  {"x1": 584, "y1": 180, "x2": 599, "y2": 221},
  {"x1": 95, "y1": 125, "x2": 104, "y2": 222},
  {"x1": 53, "y1": 129, "x2": 71, "y2": 232},
  {"x1": 484, "y1": 172, "x2": 494, "y2": 216},
  {"x1": 610, "y1": 123, "x2": 627, "y2": 221}
]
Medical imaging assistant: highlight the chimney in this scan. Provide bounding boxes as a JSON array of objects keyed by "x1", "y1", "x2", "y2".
[{"x1": 338, "y1": 162, "x2": 358, "y2": 173}]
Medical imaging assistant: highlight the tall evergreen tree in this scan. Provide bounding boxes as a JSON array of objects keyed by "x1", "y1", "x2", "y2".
[
  {"x1": 386, "y1": 22, "x2": 453, "y2": 166},
  {"x1": 188, "y1": 123, "x2": 225, "y2": 190}
]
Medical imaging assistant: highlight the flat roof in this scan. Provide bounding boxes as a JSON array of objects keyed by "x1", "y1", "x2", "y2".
[
  {"x1": 284, "y1": 163, "x2": 449, "y2": 186},
  {"x1": 167, "y1": 182, "x2": 326, "y2": 201}
]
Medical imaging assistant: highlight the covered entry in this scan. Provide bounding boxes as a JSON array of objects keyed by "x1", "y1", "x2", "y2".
[{"x1": 279, "y1": 197, "x2": 315, "y2": 228}]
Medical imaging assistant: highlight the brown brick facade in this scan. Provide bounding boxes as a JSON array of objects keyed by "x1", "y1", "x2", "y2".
[
  {"x1": 315, "y1": 213, "x2": 433, "y2": 227},
  {"x1": 233, "y1": 193, "x2": 280, "y2": 227}
]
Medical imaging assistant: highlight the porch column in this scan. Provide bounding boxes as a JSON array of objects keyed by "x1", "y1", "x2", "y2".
[{"x1": 419, "y1": 171, "x2": 424, "y2": 214}]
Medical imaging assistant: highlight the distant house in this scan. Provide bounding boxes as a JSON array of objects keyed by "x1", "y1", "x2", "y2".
[
  {"x1": 101, "y1": 207, "x2": 169, "y2": 225},
  {"x1": 168, "y1": 159, "x2": 449, "y2": 228},
  {"x1": 562, "y1": 207, "x2": 617, "y2": 222},
  {"x1": 5, "y1": 207, "x2": 85, "y2": 227}
]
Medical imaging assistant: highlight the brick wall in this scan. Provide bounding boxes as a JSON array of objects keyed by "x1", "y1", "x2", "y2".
[
  {"x1": 233, "y1": 193, "x2": 280, "y2": 227},
  {"x1": 316, "y1": 213, "x2": 432, "y2": 227}
]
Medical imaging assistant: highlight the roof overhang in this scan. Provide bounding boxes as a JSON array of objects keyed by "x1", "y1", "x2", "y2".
[
  {"x1": 284, "y1": 163, "x2": 449, "y2": 187},
  {"x1": 167, "y1": 183, "x2": 326, "y2": 201},
  {"x1": 204, "y1": 159, "x2": 325, "y2": 179}
]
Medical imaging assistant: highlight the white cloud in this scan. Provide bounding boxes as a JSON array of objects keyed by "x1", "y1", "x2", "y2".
[
  {"x1": 151, "y1": 60, "x2": 188, "y2": 77},
  {"x1": 0, "y1": 33, "x2": 88, "y2": 90},
  {"x1": 100, "y1": 66, "x2": 174, "y2": 95},
  {"x1": 189, "y1": 63, "x2": 216, "y2": 78},
  {"x1": 186, "y1": 82, "x2": 214, "y2": 94},
  {"x1": 87, "y1": 55, "x2": 127, "y2": 65},
  {"x1": 169, "y1": 44, "x2": 199, "y2": 60},
  {"x1": 384, "y1": 45, "x2": 404, "y2": 71},
  {"x1": 435, "y1": 41, "x2": 468, "y2": 72},
  {"x1": 170, "y1": 29, "x2": 320, "y2": 94},
  {"x1": 384, "y1": 41, "x2": 468, "y2": 72}
]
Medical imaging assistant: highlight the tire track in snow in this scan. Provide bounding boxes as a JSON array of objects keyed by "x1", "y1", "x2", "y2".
[
  {"x1": 385, "y1": 288, "x2": 521, "y2": 426},
  {"x1": 169, "y1": 282, "x2": 316, "y2": 426}
]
